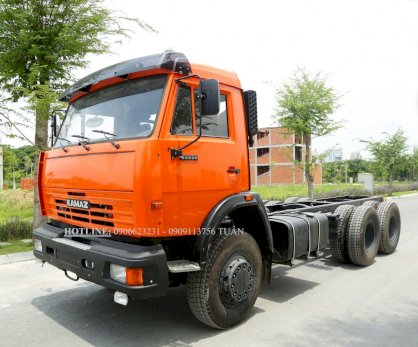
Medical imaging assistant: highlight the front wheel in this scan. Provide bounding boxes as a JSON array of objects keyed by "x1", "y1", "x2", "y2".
[{"x1": 187, "y1": 232, "x2": 262, "y2": 329}]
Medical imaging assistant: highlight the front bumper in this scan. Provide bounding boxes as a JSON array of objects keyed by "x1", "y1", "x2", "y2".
[{"x1": 33, "y1": 224, "x2": 169, "y2": 299}]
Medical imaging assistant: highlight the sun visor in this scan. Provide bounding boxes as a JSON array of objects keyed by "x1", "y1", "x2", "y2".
[{"x1": 60, "y1": 51, "x2": 191, "y2": 101}]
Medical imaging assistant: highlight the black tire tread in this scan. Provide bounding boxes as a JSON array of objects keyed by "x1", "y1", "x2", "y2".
[
  {"x1": 284, "y1": 196, "x2": 300, "y2": 203},
  {"x1": 377, "y1": 201, "x2": 401, "y2": 254},
  {"x1": 362, "y1": 200, "x2": 380, "y2": 209},
  {"x1": 330, "y1": 204, "x2": 355, "y2": 263},
  {"x1": 347, "y1": 206, "x2": 380, "y2": 266},
  {"x1": 187, "y1": 232, "x2": 260, "y2": 329}
]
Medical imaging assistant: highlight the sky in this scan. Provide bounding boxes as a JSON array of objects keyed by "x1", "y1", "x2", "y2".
[{"x1": 3, "y1": 0, "x2": 418, "y2": 158}]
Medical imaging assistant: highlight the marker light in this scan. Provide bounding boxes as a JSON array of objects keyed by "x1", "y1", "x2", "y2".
[{"x1": 34, "y1": 239, "x2": 42, "y2": 253}]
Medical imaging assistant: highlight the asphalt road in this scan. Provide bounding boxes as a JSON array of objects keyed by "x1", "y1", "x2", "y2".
[{"x1": 1, "y1": 195, "x2": 417, "y2": 347}]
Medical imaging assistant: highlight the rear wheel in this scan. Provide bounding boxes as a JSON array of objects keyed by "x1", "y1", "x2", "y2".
[
  {"x1": 377, "y1": 201, "x2": 401, "y2": 254},
  {"x1": 187, "y1": 232, "x2": 262, "y2": 329},
  {"x1": 296, "y1": 197, "x2": 312, "y2": 203},
  {"x1": 362, "y1": 200, "x2": 380, "y2": 209},
  {"x1": 347, "y1": 206, "x2": 380, "y2": 266},
  {"x1": 330, "y1": 204, "x2": 355, "y2": 263},
  {"x1": 284, "y1": 196, "x2": 300, "y2": 203}
]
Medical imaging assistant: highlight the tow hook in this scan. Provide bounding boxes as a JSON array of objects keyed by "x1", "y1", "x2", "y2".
[{"x1": 64, "y1": 269, "x2": 79, "y2": 281}]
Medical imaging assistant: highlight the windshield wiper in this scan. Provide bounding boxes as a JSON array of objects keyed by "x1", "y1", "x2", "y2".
[
  {"x1": 92, "y1": 130, "x2": 120, "y2": 149},
  {"x1": 56, "y1": 137, "x2": 71, "y2": 153},
  {"x1": 71, "y1": 135, "x2": 90, "y2": 151}
]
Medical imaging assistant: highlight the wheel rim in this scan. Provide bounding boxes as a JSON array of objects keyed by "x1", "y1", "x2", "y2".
[
  {"x1": 219, "y1": 255, "x2": 254, "y2": 307},
  {"x1": 365, "y1": 222, "x2": 375, "y2": 250},
  {"x1": 388, "y1": 216, "x2": 398, "y2": 240}
]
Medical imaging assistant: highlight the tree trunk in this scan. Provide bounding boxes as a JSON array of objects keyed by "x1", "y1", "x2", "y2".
[
  {"x1": 12, "y1": 168, "x2": 16, "y2": 190},
  {"x1": 33, "y1": 106, "x2": 49, "y2": 229},
  {"x1": 388, "y1": 170, "x2": 394, "y2": 193},
  {"x1": 304, "y1": 134, "x2": 314, "y2": 199}
]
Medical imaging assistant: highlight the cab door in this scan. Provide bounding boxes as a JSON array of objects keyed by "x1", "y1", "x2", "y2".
[{"x1": 160, "y1": 80, "x2": 247, "y2": 232}]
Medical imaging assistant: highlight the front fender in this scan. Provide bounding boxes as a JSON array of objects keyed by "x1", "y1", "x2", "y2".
[{"x1": 197, "y1": 192, "x2": 274, "y2": 265}]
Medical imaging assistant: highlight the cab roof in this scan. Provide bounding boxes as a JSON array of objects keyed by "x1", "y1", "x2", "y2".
[{"x1": 60, "y1": 51, "x2": 241, "y2": 102}]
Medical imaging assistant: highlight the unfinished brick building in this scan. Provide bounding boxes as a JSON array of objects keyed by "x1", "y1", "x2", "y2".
[{"x1": 249, "y1": 127, "x2": 322, "y2": 186}]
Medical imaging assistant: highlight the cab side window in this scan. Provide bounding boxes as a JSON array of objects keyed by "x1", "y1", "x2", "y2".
[
  {"x1": 195, "y1": 93, "x2": 229, "y2": 138},
  {"x1": 171, "y1": 85, "x2": 193, "y2": 135}
]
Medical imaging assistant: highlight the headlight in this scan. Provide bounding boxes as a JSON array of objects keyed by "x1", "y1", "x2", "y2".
[
  {"x1": 34, "y1": 239, "x2": 42, "y2": 253},
  {"x1": 110, "y1": 264, "x2": 126, "y2": 283}
]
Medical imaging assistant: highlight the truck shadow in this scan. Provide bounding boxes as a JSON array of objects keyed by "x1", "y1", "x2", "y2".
[
  {"x1": 31, "y1": 283, "x2": 262, "y2": 347},
  {"x1": 259, "y1": 263, "x2": 320, "y2": 303},
  {"x1": 260, "y1": 251, "x2": 366, "y2": 303},
  {"x1": 30, "y1": 252, "x2": 366, "y2": 346}
]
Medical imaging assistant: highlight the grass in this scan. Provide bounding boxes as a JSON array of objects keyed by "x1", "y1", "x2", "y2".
[
  {"x1": 0, "y1": 190, "x2": 34, "y2": 246},
  {"x1": 252, "y1": 183, "x2": 363, "y2": 200},
  {"x1": 0, "y1": 190, "x2": 34, "y2": 222},
  {"x1": 252, "y1": 183, "x2": 418, "y2": 200},
  {"x1": 0, "y1": 240, "x2": 33, "y2": 255}
]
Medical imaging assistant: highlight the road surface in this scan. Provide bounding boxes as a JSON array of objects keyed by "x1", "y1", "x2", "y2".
[{"x1": 1, "y1": 195, "x2": 417, "y2": 347}]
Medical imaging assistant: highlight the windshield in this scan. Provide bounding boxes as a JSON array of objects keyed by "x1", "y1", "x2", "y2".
[{"x1": 55, "y1": 75, "x2": 167, "y2": 148}]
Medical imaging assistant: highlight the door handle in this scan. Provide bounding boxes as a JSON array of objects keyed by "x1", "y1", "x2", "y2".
[{"x1": 227, "y1": 167, "x2": 240, "y2": 174}]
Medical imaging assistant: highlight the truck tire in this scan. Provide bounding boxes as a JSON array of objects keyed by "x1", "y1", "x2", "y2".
[
  {"x1": 362, "y1": 200, "x2": 380, "y2": 209},
  {"x1": 296, "y1": 197, "x2": 311, "y2": 202},
  {"x1": 284, "y1": 196, "x2": 300, "y2": 203},
  {"x1": 377, "y1": 201, "x2": 401, "y2": 254},
  {"x1": 187, "y1": 232, "x2": 262, "y2": 329},
  {"x1": 330, "y1": 204, "x2": 355, "y2": 263},
  {"x1": 347, "y1": 206, "x2": 380, "y2": 266}
]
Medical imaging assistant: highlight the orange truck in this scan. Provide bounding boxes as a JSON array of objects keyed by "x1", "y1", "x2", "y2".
[{"x1": 33, "y1": 51, "x2": 401, "y2": 329}]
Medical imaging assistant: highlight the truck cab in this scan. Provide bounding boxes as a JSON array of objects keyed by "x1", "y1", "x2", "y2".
[{"x1": 39, "y1": 51, "x2": 254, "y2": 237}]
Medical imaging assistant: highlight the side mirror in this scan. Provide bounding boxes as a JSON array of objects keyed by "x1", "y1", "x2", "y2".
[
  {"x1": 199, "y1": 79, "x2": 220, "y2": 116},
  {"x1": 51, "y1": 113, "x2": 58, "y2": 137},
  {"x1": 50, "y1": 110, "x2": 65, "y2": 147}
]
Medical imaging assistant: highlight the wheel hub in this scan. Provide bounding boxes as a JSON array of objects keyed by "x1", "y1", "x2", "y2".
[{"x1": 221, "y1": 257, "x2": 254, "y2": 303}]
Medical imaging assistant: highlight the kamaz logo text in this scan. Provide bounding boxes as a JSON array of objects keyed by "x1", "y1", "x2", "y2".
[{"x1": 66, "y1": 199, "x2": 90, "y2": 209}]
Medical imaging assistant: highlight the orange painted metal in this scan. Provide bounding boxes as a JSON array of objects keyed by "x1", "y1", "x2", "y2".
[{"x1": 40, "y1": 63, "x2": 249, "y2": 238}]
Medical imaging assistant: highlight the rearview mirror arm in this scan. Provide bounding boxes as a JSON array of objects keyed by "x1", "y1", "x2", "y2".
[{"x1": 171, "y1": 75, "x2": 203, "y2": 159}]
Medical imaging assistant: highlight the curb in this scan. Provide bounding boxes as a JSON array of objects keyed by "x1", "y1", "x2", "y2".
[
  {"x1": 0, "y1": 251, "x2": 35, "y2": 265},
  {"x1": 385, "y1": 192, "x2": 418, "y2": 200}
]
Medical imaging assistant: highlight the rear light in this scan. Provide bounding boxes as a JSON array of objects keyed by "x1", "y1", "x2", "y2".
[
  {"x1": 110, "y1": 264, "x2": 143, "y2": 286},
  {"x1": 34, "y1": 239, "x2": 42, "y2": 253}
]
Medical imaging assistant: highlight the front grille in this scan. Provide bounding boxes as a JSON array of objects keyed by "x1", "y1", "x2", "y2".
[
  {"x1": 55, "y1": 196, "x2": 115, "y2": 227},
  {"x1": 45, "y1": 188, "x2": 134, "y2": 230}
]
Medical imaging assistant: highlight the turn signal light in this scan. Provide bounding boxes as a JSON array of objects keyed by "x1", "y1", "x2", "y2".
[
  {"x1": 110, "y1": 263, "x2": 143, "y2": 286},
  {"x1": 245, "y1": 194, "x2": 253, "y2": 201},
  {"x1": 126, "y1": 268, "x2": 144, "y2": 286}
]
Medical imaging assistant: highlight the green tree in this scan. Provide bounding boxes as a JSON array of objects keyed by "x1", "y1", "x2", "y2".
[
  {"x1": 360, "y1": 129, "x2": 409, "y2": 188},
  {"x1": 0, "y1": 0, "x2": 153, "y2": 227},
  {"x1": 275, "y1": 69, "x2": 342, "y2": 198},
  {"x1": 412, "y1": 148, "x2": 418, "y2": 181},
  {"x1": 346, "y1": 159, "x2": 371, "y2": 182},
  {"x1": 3, "y1": 145, "x2": 20, "y2": 189}
]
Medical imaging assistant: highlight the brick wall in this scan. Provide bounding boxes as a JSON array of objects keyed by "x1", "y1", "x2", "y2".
[
  {"x1": 20, "y1": 178, "x2": 34, "y2": 190},
  {"x1": 250, "y1": 127, "x2": 322, "y2": 186}
]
